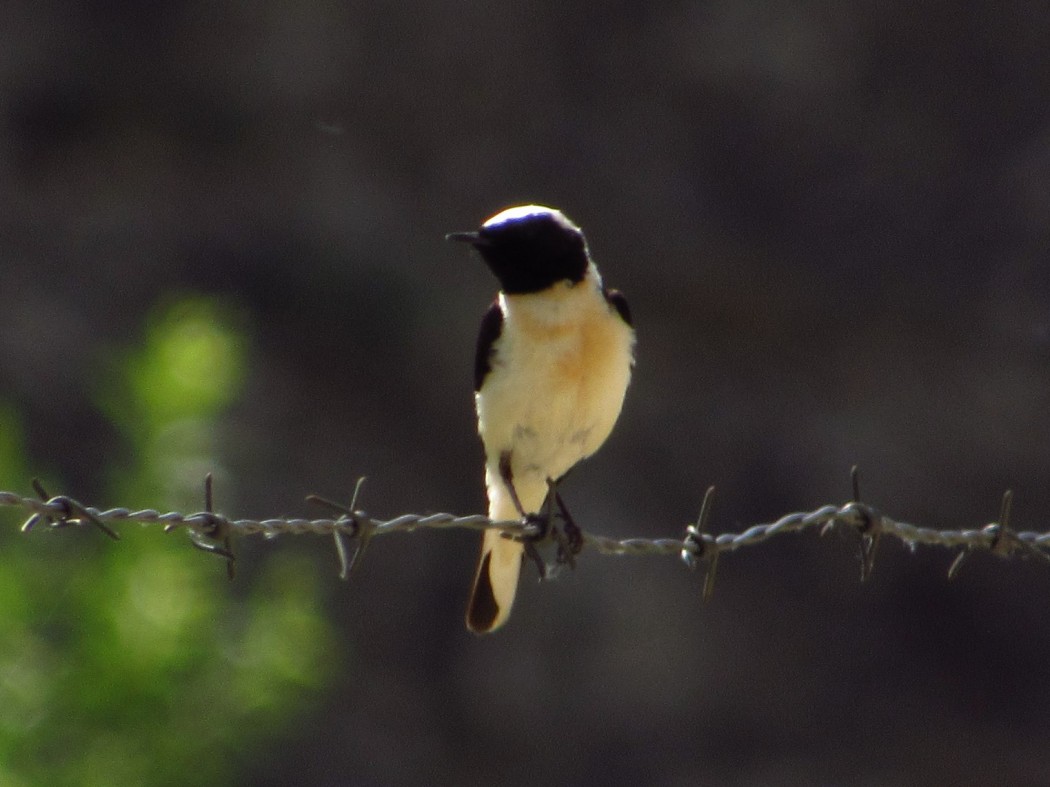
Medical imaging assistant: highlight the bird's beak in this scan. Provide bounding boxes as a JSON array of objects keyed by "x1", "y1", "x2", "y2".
[{"x1": 445, "y1": 231, "x2": 486, "y2": 246}]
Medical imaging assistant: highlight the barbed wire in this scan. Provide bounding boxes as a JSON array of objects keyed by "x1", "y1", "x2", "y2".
[{"x1": 6, "y1": 468, "x2": 1050, "y2": 595}]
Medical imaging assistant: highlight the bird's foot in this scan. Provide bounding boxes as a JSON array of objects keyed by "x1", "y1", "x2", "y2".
[
  {"x1": 521, "y1": 517, "x2": 549, "y2": 580},
  {"x1": 548, "y1": 481, "x2": 583, "y2": 561}
]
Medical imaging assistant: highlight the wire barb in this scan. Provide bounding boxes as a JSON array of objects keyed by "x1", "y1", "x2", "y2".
[
  {"x1": 990, "y1": 489, "x2": 1014, "y2": 557},
  {"x1": 851, "y1": 466, "x2": 881, "y2": 582},
  {"x1": 946, "y1": 489, "x2": 1042, "y2": 579},
  {"x1": 681, "y1": 486, "x2": 719, "y2": 601},
  {"x1": 306, "y1": 476, "x2": 370, "y2": 579},
  {"x1": 174, "y1": 474, "x2": 236, "y2": 578},
  {"x1": 21, "y1": 478, "x2": 121, "y2": 541}
]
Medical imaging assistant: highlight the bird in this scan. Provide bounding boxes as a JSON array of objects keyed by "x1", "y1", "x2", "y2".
[{"x1": 447, "y1": 205, "x2": 635, "y2": 633}]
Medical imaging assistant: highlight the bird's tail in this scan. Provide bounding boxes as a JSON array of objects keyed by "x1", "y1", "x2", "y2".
[{"x1": 465, "y1": 482, "x2": 530, "y2": 633}]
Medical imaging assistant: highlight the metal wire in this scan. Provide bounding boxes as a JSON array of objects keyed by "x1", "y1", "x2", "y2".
[{"x1": 7, "y1": 473, "x2": 1050, "y2": 593}]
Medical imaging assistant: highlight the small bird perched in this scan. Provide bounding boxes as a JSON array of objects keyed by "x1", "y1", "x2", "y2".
[{"x1": 447, "y1": 205, "x2": 635, "y2": 633}]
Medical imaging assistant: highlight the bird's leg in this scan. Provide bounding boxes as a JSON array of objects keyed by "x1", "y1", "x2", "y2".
[
  {"x1": 543, "y1": 480, "x2": 574, "y2": 569},
  {"x1": 499, "y1": 451, "x2": 547, "y2": 579},
  {"x1": 546, "y1": 478, "x2": 582, "y2": 566},
  {"x1": 498, "y1": 452, "x2": 528, "y2": 520}
]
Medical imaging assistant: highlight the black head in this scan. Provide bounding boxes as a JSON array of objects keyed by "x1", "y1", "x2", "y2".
[{"x1": 447, "y1": 205, "x2": 590, "y2": 295}]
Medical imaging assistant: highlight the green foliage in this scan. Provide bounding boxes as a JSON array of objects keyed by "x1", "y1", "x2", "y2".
[
  {"x1": 0, "y1": 296, "x2": 340, "y2": 786},
  {"x1": 97, "y1": 295, "x2": 250, "y2": 509}
]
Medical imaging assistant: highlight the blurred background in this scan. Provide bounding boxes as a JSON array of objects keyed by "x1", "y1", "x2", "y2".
[{"x1": 2, "y1": 0, "x2": 1050, "y2": 784}]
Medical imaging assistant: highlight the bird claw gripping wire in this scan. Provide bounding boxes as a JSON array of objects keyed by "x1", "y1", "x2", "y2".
[
  {"x1": 21, "y1": 478, "x2": 121, "y2": 541},
  {"x1": 681, "y1": 486, "x2": 720, "y2": 601},
  {"x1": 511, "y1": 478, "x2": 584, "y2": 581},
  {"x1": 545, "y1": 478, "x2": 583, "y2": 568},
  {"x1": 306, "y1": 476, "x2": 371, "y2": 580}
]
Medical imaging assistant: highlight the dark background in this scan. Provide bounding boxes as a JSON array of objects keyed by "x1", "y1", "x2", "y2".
[{"x1": 4, "y1": 1, "x2": 1050, "y2": 783}]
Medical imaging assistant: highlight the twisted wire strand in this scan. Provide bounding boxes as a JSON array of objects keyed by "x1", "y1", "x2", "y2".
[{"x1": 6, "y1": 486, "x2": 1050, "y2": 580}]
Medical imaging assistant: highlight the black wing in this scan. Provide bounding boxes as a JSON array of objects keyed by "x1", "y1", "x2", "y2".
[
  {"x1": 474, "y1": 300, "x2": 504, "y2": 392},
  {"x1": 603, "y1": 287, "x2": 632, "y2": 327}
]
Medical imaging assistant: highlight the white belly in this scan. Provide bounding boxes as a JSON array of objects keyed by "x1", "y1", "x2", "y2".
[{"x1": 476, "y1": 284, "x2": 634, "y2": 516}]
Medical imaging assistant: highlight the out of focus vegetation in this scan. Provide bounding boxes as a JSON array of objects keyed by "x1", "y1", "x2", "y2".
[{"x1": 0, "y1": 297, "x2": 339, "y2": 786}]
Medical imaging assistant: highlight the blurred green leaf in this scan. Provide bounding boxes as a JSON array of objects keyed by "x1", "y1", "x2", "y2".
[{"x1": 129, "y1": 296, "x2": 247, "y2": 422}]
